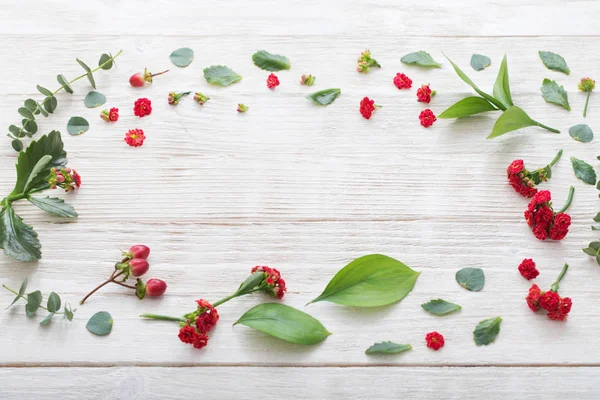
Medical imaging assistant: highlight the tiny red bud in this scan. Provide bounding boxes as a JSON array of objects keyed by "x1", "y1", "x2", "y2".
[
  {"x1": 130, "y1": 258, "x2": 150, "y2": 277},
  {"x1": 129, "y1": 72, "x2": 146, "y2": 87},
  {"x1": 129, "y1": 244, "x2": 150, "y2": 259},
  {"x1": 146, "y1": 278, "x2": 167, "y2": 297}
]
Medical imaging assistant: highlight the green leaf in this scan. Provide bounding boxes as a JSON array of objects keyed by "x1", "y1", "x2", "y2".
[
  {"x1": 421, "y1": 299, "x2": 462, "y2": 316},
  {"x1": 487, "y1": 106, "x2": 538, "y2": 139},
  {"x1": 438, "y1": 97, "x2": 498, "y2": 119},
  {"x1": 18, "y1": 107, "x2": 35, "y2": 120},
  {"x1": 22, "y1": 120, "x2": 37, "y2": 135},
  {"x1": 0, "y1": 203, "x2": 41, "y2": 262},
  {"x1": 583, "y1": 243, "x2": 600, "y2": 256},
  {"x1": 306, "y1": 88, "x2": 341, "y2": 106},
  {"x1": 252, "y1": 50, "x2": 291, "y2": 71},
  {"x1": 310, "y1": 254, "x2": 420, "y2": 307},
  {"x1": 541, "y1": 78, "x2": 570, "y2": 111},
  {"x1": 37, "y1": 101, "x2": 48, "y2": 117},
  {"x1": 594, "y1": 213, "x2": 600, "y2": 223},
  {"x1": 57, "y1": 74, "x2": 74, "y2": 94},
  {"x1": 36, "y1": 85, "x2": 53, "y2": 97},
  {"x1": 470, "y1": 54, "x2": 491, "y2": 71},
  {"x1": 11, "y1": 139, "x2": 23, "y2": 152},
  {"x1": 86, "y1": 311, "x2": 113, "y2": 336},
  {"x1": 44, "y1": 96, "x2": 58, "y2": 114},
  {"x1": 47, "y1": 292, "x2": 61, "y2": 313},
  {"x1": 24, "y1": 99, "x2": 39, "y2": 114},
  {"x1": 234, "y1": 303, "x2": 330, "y2": 345},
  {"x1": 203, "y1": 65, "x2": 242, "y2": 86},
  {"x1": 10, "y1": 130, "x2": 67, "y2": 196},
  {"x1": 235, "y1": 271, "x2": 266, "y2": 296},
  {"x1": 28, "y1": 196, "x2": 78, "y2": 218},
  {"x1": 365, "y1": 341, "x2": 412, "y2": 355},
  {"x1": 169, "y1": 47, "x2": 194, "y2": 67},
  {"x1": 64, "y1": 304, "x2": 74, "y2": 321},
  {"x1": 84, "y1": 91, "x2": 106, "y2": 108},
  {"x1": 9, "y1": 125, "x2": 24, "y2": 138},
  {"x1": 569, "y1": 124, "x2": 593, "y2": 143},
  {"x1": 76, "y1": 59, "x2": 96, "y2": 88},
  {"x1": 539, "y1": 51, "x2": 570, "y2": 75},
  {"x1": 400, "y1": 51, "x2": 441, "y2": 68},
  {"x1": 23, "y1": 155, "x2": 52, "y2": 194},
  {"x1": 76, "y1": 58, "x2": 91, "y2": 72},
  {"x1": 40, "y1": 312, "x2": 55, "y2": 325},
  {"x1": 25, "y1": 290, "x2": 42, "y2": 316},
  {"x1": 571, "y1": 156, "x2": 597, "y2": 185},
  {"x1": 7, "y1": 278, "x2": 27, "y2": 308},
  {"x1": 455, "y1": 267, "x2": 485, "y2": 291},
  {"x1": 98, "y1": 54, "x2": 113, "y2": 70},
  {"x1": 493, "y1": 55, "x2": 513, "y2": 109},
  {"x1": 473, "y1": 317, "x2": 502, "y2": 346},
  {"x1": 67, "y1": 116, "x2": 89, "y2": 136}
]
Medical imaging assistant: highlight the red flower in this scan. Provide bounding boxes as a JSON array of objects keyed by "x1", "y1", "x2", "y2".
[
  {"x1": 100, "y1": 107, "x2": 119, "y2": 122},
  {"x1": 425, "y1": 331, "x2": 444, "y2": 350},
  {"x1": 393, "y1": 73, "x2": 412, "y2": 89},
  {"x1": 539, "y1": 291, "x2": 561, "y2": 312},
  {"x1": 526, "y1": 284, "x2": 541, "y2": 312},
  {"x1": 133, "y1": 98, "x2": 152, "y2": 117},
  {"x1": 416, "y1": 84, "x2": 433, "y2": 103},
  {"x1": 532, "y1": 225, "x2": 548, "y2": 241},
  {"x1": 509, "y1": 174, "x2": 537, "y2": 198},
  {"x1": 251, "y1": 265, "x2": 287, "y2": 299},
  {"x1": 178, "y1": 325, "x2": 197, "y2": 344},
  {"x1": 507, "y1": 160, "x2": 524, "y2": 175},
  {"x1": 547, "y1": 297, "x2": 572, "y2": 321},
  {"x1": 533, "y1": 190, "x2": 551, "y2": 204},
  {"x1": 359, "y1": 97, "x2": 380, "y2": 119},
  {"x1": 194, "y1": 299, "x2": 219, "y2": 333},
  {"x1": 533, "y1": 205, "x2": 554, "y2": 228},
  {"x1": 192, "y1": 332, "x2": 209, "y2": 349},
  {"x1": 125, "y1": 129, "x2": 146, "y2": 147},
  {"x1": 550, "y1": 213, "x2": 572, "y2": 241},
  {"x1": 419, "y1": 109, "x2": 436, "y2": 128},
  {"x1": 518, "y1": 259, "x2": 539, "y2": 280},
  {"x1": 524, "y1": 190, "x2": 571, "y2": 241},
  {"x1": 267, "y1": 73, "x2": 280, "y2": 89},
  {"x1": 72, "y1": 170, "x2": 82, "y2": 188},
  {"x1": 47, "y1": 167, "x2": 81, "y2": 192}
]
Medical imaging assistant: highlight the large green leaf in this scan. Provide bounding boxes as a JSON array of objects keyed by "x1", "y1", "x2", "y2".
[
  {"x1": 438, "y1": 96, "x2": 498, "y2": 119},
  {"x1": 473, "y1": 317, "x2": 502, "y2": 346},
  {"x1": 493, "y1": 55, "x2": 513, "y2": 109},
  {"x1": 169, "y1": 47, "x2": 194, "y2": 67},
  {"x1": 455, "y1": 267, "x2": 485, "y2": 291},
  {"x1": 486, "y1": 106, "x2": 538, "y2": 139},
  {"x1": 571, "y1": 157, "x2": 597, "y2": 185},
  {"x1": 10, "y1": 131, "x2": 67, "y2": 196},
  {"x1": 541, "y1": 78, "x2": 570, "y2": 111},
  {"x1": 309, "y1": 254, "x2": 420, "y2": 307},
  {"x1": 569, "y1": 124, "x2": 593, "y2": 143},
  {"x1": 234, "y1": 303, "x2": 330, "y2": 345},
  {"x1": 306, "y1": 88, "x2": 341, "y2": 106},
  {"x1": 365, "y1": 341, "x2": 412, "y2": 355},
  {"x1": 539, "y1": 51, "x2": 570, "y2": 75},
  {"x1": 28, "y1": 196, "x2": 78, "y2": 218},
  {"x1": 0, "y1": 203, "x2": 41, "y2": 261},
  {"x1": 203, "y1": 65, "x2": 242, "y2": 86},
  {"x1": 252, "y1": 50, "x2": 290, "y2": 71},
  {"x1": 400, "y1": 51, "x2": 441, "y2": 68}
]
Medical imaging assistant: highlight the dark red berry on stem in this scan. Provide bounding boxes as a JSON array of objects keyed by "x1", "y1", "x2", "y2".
[
  {"x1": 130, "y1": 258, "x2": 150, "y2": 277},
  {"x1": 129, "y1": 68, "x2": 169, "y2": 87},
  {"x1": 129, "y1": 244, "x2": 150, "y2": 260},
  {"x1": 146, "y1": 279, "x2": 167, "y2": 297}
]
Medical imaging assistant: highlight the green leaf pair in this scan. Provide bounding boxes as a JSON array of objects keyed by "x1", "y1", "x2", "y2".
[
  {"x1": 583, "y1": 241, "x2": 600, "y2": 265},
  {"x1": 4, "y1": 279, "x2": 75, "y2": 325}
]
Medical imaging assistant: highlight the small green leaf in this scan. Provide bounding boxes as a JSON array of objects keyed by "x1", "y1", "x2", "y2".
[
  {"x1": 28, "y1": 196, "x2": 78, "y2": 218},
  {"x1": 0, "y1": 203, "x2": 41, "y2": 262},
  {"x1": 421, "y1": 299, "x2": 462, "y2": 316},
  {"x1": 438, "y1": 97, "x2": 497, "y2": 119},
  {"x1": 57, "y1": 74, "x2": 74, "y2": 94},
  {"x1": 9, "y1": 125, "x2": 23, "y2": 137},
  {"x1": 84, "y1": 91, "x2": 106, "y2": 108},
  {"x1": 169, "y1": 47, "x2": 194, "y2": 67},
  {"x1": 306, "y1": 88, "x2": 341, "y2": 106},
  {"x1": 539, "y1": 51, "x2": 570, "y2": 75},
  {"x1": 11, "y1": 139, "x2": 23, "y2": 152},
  {"x1": 64, "y1": 304, "x2": 74, "y2": 321},
  {"x1": 36, "y1": 85, "x2": 53, "y2": 97},
  {"x1": 541, "y1": 78, "x2": 570, "y2": 111},
  {"x1": 487, "y1": 106, "x2": 538, "y2": 139},
  {"x1": 76, "y1": 58, "x2": 91, "y2": 72},
  {"x1": 456, "y1": 267, "x2": 485, "y2": 291},
  {"x1": 98, "y1": 54, "x2": 113, "y2": 70},
  {"x1": 40, "y1": 313, "x2": 55, "y2": 325},
  {"x1": 594, "y1": 213, "x2": 600, "y2": 223},
  {"x1": 571, "y1": 156, "x2": 597, "y2": 185},
  {"x1": 22, "y1": 120, "x2": 38, "y2": 135},
  {"x1": 470, "y1": 54, "x2": 491, "y2": 71},
  {"x1": 37, "y1": 101, "x2": 48, "y2": 117},
  {"x1": 18, "y1": 107, "x2": 35, "y2": 120},
  {"x1": 203, "y1": 65, "x2": 242, "y2": 86},
  {"x1": 26, "y1": 290, "x2": 42, "y2": 316},
  {"x1": 7, "y1": 278, "x2": 27, "y2": 308},
  {"x1": 569, "y1": 124, "x2": 593, "y2": 143},
  {"x1": 400, "y1": 51, "x2": 441, "y2": 68},
  {"x1": 365, "y1": 341, "x2": 412, "y2": 355},
  {"x1": 473, "y1": 317, "x2": 502, "y2": 346},
  {"x1": 67, "y1": 116, "x2": 89, "y2": 136},
  {"x1": 252, "y1": 50, "x2": 290, "y2": 71},
  {"x1": 86, "y1": 311, "x2": 113, "y2": 336},
  {"x1": 87, "y1": 73, "x2": 96, "y2": 89},
  {"x1": 24, "y1": 99, "x2": 39, "y2": 114},
  {"x1": 310, "y1": 254, "x2": 420, "y2": 307},
  {"x1": 47, "y1": 292, "x2": 61, "y2": 313},
  {"x1": 23, "y1": 155, "x2": 52, "y2": 193},
  {"x1": 583, "y1": 244, "x2": 600, "y2": 256},
  {"x1": 493, "y1": 55, "x2": 513, "y2": 109},
  {"x1": 234, "y1": 303, "x2": 330, "y2": 345},
  {"x1": 44, "y1": 96, "x2": 58, "y2": 114}
]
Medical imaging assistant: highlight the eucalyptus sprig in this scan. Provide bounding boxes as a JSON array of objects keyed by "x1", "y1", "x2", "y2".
[
  {"x1": 3, "y1": 278, "x2": 75, "y2": 325},
  {"x1": 439, "y1": 54, "x2": 559, "y2": 139},
  {"x1": 8, "y1": 50, "x2": 122, "y2": 152},
  {"x1": 0, "y1": 131, "x2": 79, "y2": 262}
]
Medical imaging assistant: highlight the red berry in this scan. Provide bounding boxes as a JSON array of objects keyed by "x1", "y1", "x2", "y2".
[
  {"x1": 129, "y1": 73, "x2": 146, "y2": 87},
  {"x1": 146, "y1": 278, "x2": 167, "y2": 297},
  {"x1": 130, "y1": 258, "x2": 150, "y2": 277},
  {"x1": 129, "y1": 244, "x2": 150, "y2": 259}
]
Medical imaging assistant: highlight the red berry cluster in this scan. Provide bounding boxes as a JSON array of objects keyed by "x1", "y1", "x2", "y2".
[{"x1": 524, "y1": 190, "x2": 572, "y2": 241}]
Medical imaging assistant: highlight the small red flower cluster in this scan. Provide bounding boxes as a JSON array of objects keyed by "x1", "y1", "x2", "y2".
[
  {"x1": 524, "y1": 190, "x2": 571, "y2": 241},
  {"x1": 134, "y1": 97, "x2": 152, "y2": 117},
  {"x1": 393, "y1": 73, "x2": 412, "y2": 89},
  {"x1": 359, "y1": 97, "x2": 380, "y2": 119},
  {"x1": 507, "y1": 160, "x2": 538, "y2": 197},
  {"x1": 178, "y1": 299, "x2": 220, "y2": 349},
  {"x1": 267, "y1": 73, "x2": 280, "y2": 89},
  {"x1": 518, "y1": 258, "x2": 539, "y2": 280},
  {"x1": 416, "y1": 84, "x2": 433, "y2": 103},
  {"x1": 526, "y1": 284, "x2": 572, "y2": 321},
  {"x1": 251, "y1": 265, "x2": 287, "y2": 299},
  {"x1": 100, "y1": 107, "x2": 119, "y2": 122},
  {"x1": 419, "y1": 109, "x2": 436, "y2": 128},
  {"x1": 125, "y1": 129, "x2": 146, "y2": 147},
  {"x1": 47, "y1": 167, "x2": 81, "y2": 192},
  {"x1": 425, "y1": 331, "x2": 444, "y2": 350}
]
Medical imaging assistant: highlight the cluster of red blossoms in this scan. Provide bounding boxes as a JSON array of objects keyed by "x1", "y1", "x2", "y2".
[
  {"x1": 506, "y1": 151, "x2": 562, "y2": 198},
  {"x1": 419, "y1": 109, "x2": 436, "y2": 128},
  {"x1": 267, "y1": 73, "x2": 280, "y2": 89},
  {"x1": 393, "y1": 73, "x2": 412, "y2": 89},
  {"x1": 47, "y1": 167, "x2": 81, "y2": 192},
  {"x1": 524, "y1": 190, "x2": 572, "y2": 241},
  {"x1": 425, "y1": 331, "x2": 444, "y2": 350},
  {"x1": 251, "y1": 265, "x2": 287, "y2": 299},
  {"x1": 518, "y1": 258, "x2": 539, "y2": 280},
  {"x1": 134, "y1": 98, "x2": 152, "y2": 117},
  {"x1": 100, "y1": 107, "x2": 119, "y2": 122},
  {"x1": 359, "y1": 96, "x2": 381, "y2": 119},
  {"x1": 527, "y1": 285, "x2": 572, "y2": 321},
  {"x1": 416, "y1": 84, "x2": 434, "y2": 103},
  {"x1": 178, "y1": 299, "x2": 220, "y2": 349}
]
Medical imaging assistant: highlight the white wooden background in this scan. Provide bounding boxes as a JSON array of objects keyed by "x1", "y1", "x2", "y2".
[{"x1": 1, "y1": 0, "x2": 600, "y2": 398}]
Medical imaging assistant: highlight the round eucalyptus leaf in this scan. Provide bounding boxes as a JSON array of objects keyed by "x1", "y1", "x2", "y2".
[
  {"x1": 24, "y1": 99, "x2": 40, "y2": 114},
  {"x1": 22, "y1": 119, "x2": 38, "y2": 135},
  {"x1": 11, "y1": 139, "x2": 23, "y2": 152},
  {"x1": 169, "y1": 47, "x2": 194, "y2": 67},
  {"x1": 98, "y1": 53, "x2": 113, "y2": 70},
  {"x1": 67, "y1": 116, "x2": 89, "y2": 135},
  {"x1": 44, "y1": 96, "x2": 58, "y2": 114},
  {"x1": 86, "y1": 311, "x2": 113, "y2": 336},
  {"x1": 84, "y1": 91, "x2": 106, "y2": 108},
  {"x1": 57, "y1": 74, "x2": 74, "y2": 94},
  {"x1": 569, "y1": 124, "x2": 593, "y2": 143},
  {"x1": 456, "y1": 267, "x2": 485, "y2": 291},
  {"x1": 18, "y1": 107, "x2": 35, "y2": 120}
]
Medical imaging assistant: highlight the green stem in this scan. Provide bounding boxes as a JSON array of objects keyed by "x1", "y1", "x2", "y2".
[
  {"x1": 557, "y1": 186, "x2": 575, "y2": 214},
  {"x1": 550, "y1": 263, "x2": 569, "y2": 292},
  {"x1": 212, "y1": 293, "x2": 237, "y2": 308},
  {"x1": 2, "y1": 285, "x2": 64, "y2": 315},
  {"x1": 534, "y1": 121, "x2": 560, "y2": 134},
  {"x1": 583, "y1": 91, "x2": 591, "y2": 117},
  {"x1": 139, "y1": 314, "x2": 186, "y2": 323},
  {"x1": 549, "y1": 149, "x2": 563, "y2": 167}
]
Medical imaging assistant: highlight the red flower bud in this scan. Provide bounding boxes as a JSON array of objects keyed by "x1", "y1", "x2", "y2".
[
  {"x1": 146, "y1": 278, "x2": 167, "y2": 297},
  {"x1": 129, "y1": 72, "x2": 146, "y2": 87},
  {"x1": 129, "y1": 244, "x2": 150, "y2": 259},
  {"x1": 130, "y1": 258, "x2": 150, "y2": 277}
]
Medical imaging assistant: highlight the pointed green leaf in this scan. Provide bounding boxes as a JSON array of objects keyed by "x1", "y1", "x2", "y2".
[
  {"x1": 306, "y1": 88, "x2": 341, "y2": 106},
  {"x1": 470, "y1": 54, "x2": 491, "y2": 71},
  {"x1": 438, "y1": 96, "x2": 498, "y2": 119},
  {"x1": 18, "y1": 107, "x2": 35, "y2": 120},
  {"x1": 98, "y1": 53, "x2": 113, "y2": 70},
  {"x1": 36, "y1": 85, "x2": 53, "y2": 97},
  {"x1": 569, "y1": 124, "x2": 593, "y2": 143},
  {"x1": 456, "y1": 267, "x2": 484, "y2": 291},
  {"x1": 40, "y1": 312, "x2": 55, "y2": 325},
  {"x1": 9, "y1": 125, "x2": 24, "y2": 138},
  {"x1": 0, "y1": 203, "x2": 41, "y2": 262},
  {"x1": 76, "y1": 58, "x2": 91, "y2": 72},
  {"x1": 44, "y1": 96, "x2": 58, "y2": 114},
  {"x1": 203, "y1": 65, "x2": 242, "y2": 86},
  {"x1": 594, "y1": 213, "x2": 600, "y2": 223},
  {"x1": 487, "y1": 106, "x2": 538, "y2": 139},
  {"x1": 473, "y1": 317, "x2": 502, "y2": 346},
  {"x1": 169, "y1": 47, "x2": 194, "y2": 67},
  {"x1": 365, "y1": 341, "x2": 412, "y2": 355},
  {"x1": 86, "y1": 311, "x2": 113, "y2": 336},
  {"x1": 25, "y1": 290, "x2": 42, "y2": 315},
  {"x1": 47, "y1": 292, "x2": 61, "y2": 313},
  {"x1": 571, "y1": 157, "x2": 597, "y2": 185},
  {"x1": 235, "y1": 271, "x2": 266, "y2": 296},
  {"x1": 541, "y1": 78, "x2": 570, "y2": 111},
  {"x1": 400, "y1": 51, "x2": 441, "y2": 68},
  {"x1": 23, "y1": 155, "x2": 52, "y2": 193},
  {"x1": 67, "y1": 116, "x2": 89, "y2": 136},
  {"x1": 252, "y1": 50, "x2": 290, "y2": 71},
  {"x1": 310, "y1": 254, "x2": 420, "y2": 307},
  {"x1": 493, "y1": 55, "x2": 513, "y2": 108},
  {"x1": 421, "y1": 299, "x2": 462, "y2": 315},
  {"x1": 28, "y1": 196, "x2": 78, "y2": 218},
  {"x1": 64, "y1": 304, "x2": 74, "y2": 321},
  {"x1": 539, "y1": 51, "x2": 570, "y2": 75},
  {"x1": 583, "y1": 247, "x2": 599, "y2": 256},
  {"x1": 57, "y1": 74, "x2": 74, "y2": 94},
  {"x1": 84, "y1": 91, "x2": 106, "y2": 108},
  {"x1": 234, "y1": 303, "x2": 330, "y2": 345},
  {"x1": 7, "y1": 278, "x2": 27, "y2": 308},
  {"x1": 87, "y1": 73, "x2": 96, "y2": 89}
]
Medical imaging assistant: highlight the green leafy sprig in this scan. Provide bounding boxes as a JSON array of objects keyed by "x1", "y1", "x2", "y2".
[
  {"x1": 439, "y1": 54, "x2": 559, "y2": 139},
  {"x1": 8, "y1": 50, "x2": 122, "y2": 151}
]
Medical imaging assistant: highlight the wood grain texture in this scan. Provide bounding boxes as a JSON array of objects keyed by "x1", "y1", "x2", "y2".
[{"x1": 0, "y1": 0, "x2": 599, "y2": 397}]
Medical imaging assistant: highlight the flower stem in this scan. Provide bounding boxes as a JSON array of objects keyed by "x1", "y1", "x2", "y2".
[
  {"x1": 2, "y1": 285, "x2": 64, "y2": 314},
  {"x1": 2, "y1": 186, "x2": 49, "y2": 205},
  {"x1": 557, "y1": 186, "x2": 575, "y2": 214},
  {"x1": 551, "y1": 263, "x2": 569, "y2": 292},
  {"x1": 151, "y1": 69, "x2": 169, "y2": 78},
  {"x1": 534, "y1": 121, "x2": 560, "y2": 133},
  {"x1": 549, "y1": 149, "x2": 563, "y2": 167},
  {"x1": 139, "y1": 314, "x2": 186, "y2": 323},
  {"x1": 79, "y1": 270, "x2": 125, "y2": 305},
  {"x1": 212, "y1": 293, "x2": 237, "y2": 308},
  {"x1": 583, "y1": 91, "x2": 591, "y2": 117}
]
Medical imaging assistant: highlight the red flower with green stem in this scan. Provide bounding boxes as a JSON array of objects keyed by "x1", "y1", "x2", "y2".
[
  {"x1": 507, "y1": 150, "x2": 563, "y2": 198},
  {"x1": 524, "y1": 187, "x2": 574, "y2": 241},
  {"x1": 525, "y1": 263, "x2": 572, "y2": 321}
]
